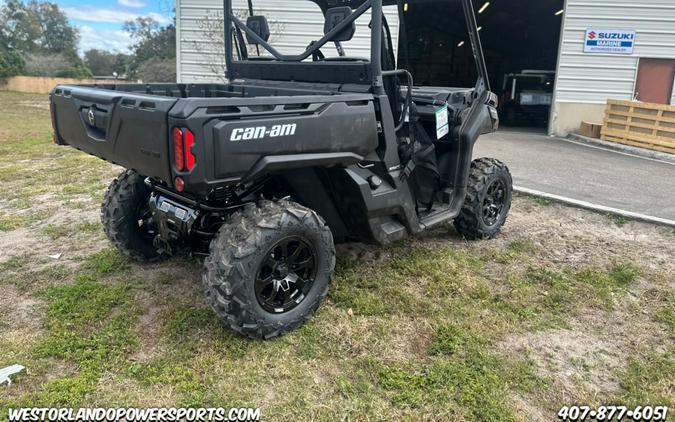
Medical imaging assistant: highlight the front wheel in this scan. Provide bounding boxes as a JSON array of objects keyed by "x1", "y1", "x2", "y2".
[
  {"x1": 454, "y1": 158, "x2": 513, "y2": 240},
  {"x1": 203, "y1": 200, "x2": 336, "y2": 339}
]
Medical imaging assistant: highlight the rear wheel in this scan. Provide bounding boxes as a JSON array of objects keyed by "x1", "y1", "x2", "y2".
[
  {"x1": 203, "y1": 200, "x2": 335, "y2": 339},
  {"x1": 454, "y1": 158, "x2": 513, "y2": 240},
  {"x1": 101, "y1": 169, "x2": 164, "y2": 262}
]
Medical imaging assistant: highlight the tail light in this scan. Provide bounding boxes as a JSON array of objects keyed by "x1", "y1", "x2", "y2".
[
  {"x1": 184, "y1": 129, "x2": 195, "y2": 170},
  {"x1": 172, "y1": 127, "x2": 196, "y2": 173},
  {"x1": 173, "y1": 127, "x2": 185, "y2": 170}
]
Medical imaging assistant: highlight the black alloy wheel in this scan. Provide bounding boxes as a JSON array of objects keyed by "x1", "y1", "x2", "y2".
[
  {"x1": 482, "y1": 179, "x2": 507, "y2": 227},
  {"x1": 255, "y1": 236, "x2": 317, "y2": 313}
]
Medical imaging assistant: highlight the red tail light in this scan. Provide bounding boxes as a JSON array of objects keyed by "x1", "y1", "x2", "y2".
[
  {"x1": 184, "y1": 129, "x2": 195, "y2": 170},
  {"x1": 173, "y1": 127, "x2": 185, "y2": 171},
  {"x1": 172, "y1": 127, "x2": 196, "y2": 172}
]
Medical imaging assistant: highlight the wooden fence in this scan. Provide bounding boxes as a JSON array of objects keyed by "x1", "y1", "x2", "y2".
[
  {"x1": 0, "y1": 76, "x2": 119, "y2": 94},
  {"x1": 601, "y1": 99, "x2": 675, "y2": 154}
]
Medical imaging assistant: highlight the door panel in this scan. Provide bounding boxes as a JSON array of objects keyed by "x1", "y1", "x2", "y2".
[{"x1": 635, "y1": 58, "x2": 675, "y2": 105}]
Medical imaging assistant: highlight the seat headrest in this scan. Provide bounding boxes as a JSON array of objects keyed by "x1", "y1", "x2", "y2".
[
  {"x1": 246, "y1": 15, "x2": 270, "y2": 44},
  {"x1": 324, "y1": 6, "x2": 356, "y2": 42}
]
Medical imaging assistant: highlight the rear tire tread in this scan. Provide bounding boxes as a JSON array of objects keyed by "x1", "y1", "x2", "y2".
[
  {"x1": 203, "y1": 200, "x2": 335, "y2": 339},
  {"x1": 101, "y1": 169, "x2": 164, "y2": 262}
]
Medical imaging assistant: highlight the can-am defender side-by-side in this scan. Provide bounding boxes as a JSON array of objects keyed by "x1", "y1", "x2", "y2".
[{"x1": 49, "y1": 0, "x2": 512, "y2": 338}]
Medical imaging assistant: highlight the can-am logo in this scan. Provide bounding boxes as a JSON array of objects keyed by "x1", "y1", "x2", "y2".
[{"x1": 230, "y1": 124, "x2": 297, "y2": 141}]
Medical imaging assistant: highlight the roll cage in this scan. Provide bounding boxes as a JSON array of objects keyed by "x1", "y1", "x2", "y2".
[{"x1": 222, "y1": 0, "x2": 491, "y2": 94}]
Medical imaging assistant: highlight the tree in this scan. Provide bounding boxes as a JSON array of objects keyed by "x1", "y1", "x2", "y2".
[
  {"x1": 0, "y1": 0, "x2": 79, "y2": 55},
  {"x1": 123, "y1": 16, "x2": 176, "y2": 82},
  {"x1": 85, "y1": 49, "x2": 130, "y2": 77},
  {"x1": 23, "y1": 52, "x2": 91, "y2": 78},
  {"x1": 0, "y1": 0, "x2": 90, "y2": 78},
  {"x1": 136, "y1": 57, "x2": 175, "y2": 82},
  {"x1": 0, "y1": 47, "x2": 25, "y2": 79}
]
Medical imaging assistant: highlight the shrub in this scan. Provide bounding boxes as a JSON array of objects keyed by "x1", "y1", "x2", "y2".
[
  {"x1": 136, "y1": 57, "x2": 176, "y2": 82},
  {"x1": 0, "y1": 48, "x2": 25, "y2": 79}
]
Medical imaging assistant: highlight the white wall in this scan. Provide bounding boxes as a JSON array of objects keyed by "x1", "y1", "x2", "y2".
[
  {"x1": 551, "y1": 0, "x2": 675, "y2": 135},
  {"x1": 177, "y1": 0, "x2": 399, "y2": 83}
]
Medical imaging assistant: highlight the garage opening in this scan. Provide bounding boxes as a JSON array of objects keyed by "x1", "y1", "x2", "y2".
[{"x1": 399, "y1": 0, "x2": 564, "y2": 128}]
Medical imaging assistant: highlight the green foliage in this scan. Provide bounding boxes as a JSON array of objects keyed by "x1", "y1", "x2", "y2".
[
  {"x1": 36, "y1": 275, "x2": 137, "y2": 367},
  {"x1": 0, "y1": 0, "x2": 79, "y2": 55},
  {"x1": 127, "y1": 358, "x2": 208, "y2": 407},
  {"x1": 430, "y1": 324, "x2": 472, "y2": 356},
  {"x1": 607, "y1": 262, "x2": 641, "y2": 286},
  {"x1": 376, "y1": 356, "x2": 517, "y2": 421},
  {"x1": 608, "y1": 213, "x2": 628, "y2": 227},
  {"x1": 42, "y1": 223, "x2": 71, "y2": 240},
  {"x1": 123, "y1": 17, "x2": 176, "y2": 81},
  {"x1": 0, "y1": 256, "x2": 24, "y2": 272},
  {"x1": 165, "y1": 307, "x2": 219, "y2": 338},
  {"x1": 85, "y1": 248, "x2": 129, "y2": 275},
  {"x1": 84, "y1": 49, "x2": 130, "y2": 77},
  {"x1": 77, "y1": 221, "x2": 101, "y2": 233},
  {"x1": 135, "y1": 57, "x2": 176, "y2": 82},
  {"x1": 0, "y1": 0, "x2": 91, "y2": 77},
  {"x1": 23, "y1": 52, "x2": 91, "y2": 78},
  {"x1": 0, "y1": 47, "x2": 25, "y2": 78},
  {"x1": 615, "y1": 348, "x2": 675, "y2": 408}
]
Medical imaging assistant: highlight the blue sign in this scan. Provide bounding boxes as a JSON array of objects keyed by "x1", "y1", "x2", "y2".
[{"x1": 584, "y1": 29, "x2": 636, "y2": 54}]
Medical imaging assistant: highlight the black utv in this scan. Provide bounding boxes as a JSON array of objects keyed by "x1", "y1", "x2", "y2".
[{"x1": 49, "y1": 0, "x2": 512, "y2": 338}]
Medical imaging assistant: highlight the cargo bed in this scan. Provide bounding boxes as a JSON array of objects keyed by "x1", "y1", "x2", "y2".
[{"x1": 50, "y1": 82, "x2": 379, "y2": 198}]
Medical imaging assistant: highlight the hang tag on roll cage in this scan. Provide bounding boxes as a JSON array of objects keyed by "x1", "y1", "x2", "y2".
[{"x1": 435, "y1": 103, "x2": 449, "y2": 140}]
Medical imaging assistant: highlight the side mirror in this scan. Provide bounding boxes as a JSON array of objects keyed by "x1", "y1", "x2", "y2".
[
  {"x1": 246, "y1": 15, "x2": 270, "y2": 44},
  {"x1": 324, "y1": 7, "x2": 356, "y2": 42}
]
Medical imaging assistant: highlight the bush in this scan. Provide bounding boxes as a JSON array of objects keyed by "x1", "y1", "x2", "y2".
[
  {"x1": 23, "y1": 52, "x2": 92, "y2": 78},
  {"x1": 0, "y1": 48, "x2": 25, "y2": 79},
  {"x1": 136, "y1": 57, "x2": 175, "y2": 82}
]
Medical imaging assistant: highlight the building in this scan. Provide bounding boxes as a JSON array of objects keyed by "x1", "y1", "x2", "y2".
[
  {"x1": 553, "y1": 0, "x2": 675, "y2": 136},
  {"x1": 176, "y1": 0, "x2": 399, "y2": 83},
  {"x1": 176, "y1": 0, "x2": 675, "y2": 136}
]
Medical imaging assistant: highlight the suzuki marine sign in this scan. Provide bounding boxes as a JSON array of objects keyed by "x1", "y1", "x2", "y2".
[{"x1": 584, "y1": 29, "x2": 636, "y2": 54}]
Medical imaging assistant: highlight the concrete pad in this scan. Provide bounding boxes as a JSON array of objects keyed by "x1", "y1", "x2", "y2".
[{"x1": 474, "y1": 128, "x2": 675, "y2": 222}]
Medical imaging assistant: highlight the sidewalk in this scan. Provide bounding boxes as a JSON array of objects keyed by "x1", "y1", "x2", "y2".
[{"x1": 473, "y1": 128, "x2": 675, "y2": 224}]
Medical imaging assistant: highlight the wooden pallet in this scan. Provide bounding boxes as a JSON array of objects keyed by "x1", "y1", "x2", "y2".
[{"x1": 600, "y1": 99, "x2": 675, "y2": 155}]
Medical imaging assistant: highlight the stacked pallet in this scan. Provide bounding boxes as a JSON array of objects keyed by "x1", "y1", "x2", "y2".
[{"x1": 600, "y1": 99, "x2": 675, "y2": 154}]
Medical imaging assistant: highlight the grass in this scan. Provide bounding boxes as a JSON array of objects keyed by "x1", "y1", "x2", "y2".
[
  {"x1": 0, "y1": 92, "x2": 673, "y2": 421},
  {"x1": 608, "y1": 213, "x2": 629, "y2": 227},
  {"x1": 615, "y1": 348, "x2": 674, "y2": 408}
]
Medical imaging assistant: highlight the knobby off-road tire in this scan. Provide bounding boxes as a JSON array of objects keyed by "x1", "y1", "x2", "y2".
[
  {"x1": 454, "y1": 158, "x2": 513, "y2": 240},
  {"x1": 101, "y1": 169, "x2": 164, "y2": 262},
  {"x1": 203, "y1": 200, "x2": 336, "y2": 339}
]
